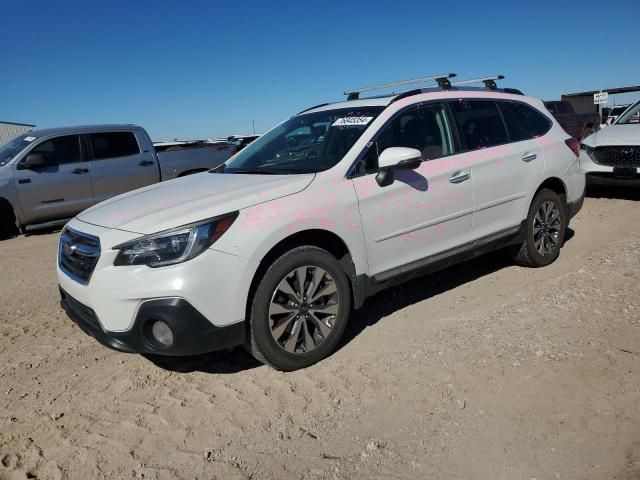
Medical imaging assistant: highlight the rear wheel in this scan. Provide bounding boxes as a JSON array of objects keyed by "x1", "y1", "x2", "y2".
[
  {"x1": 248, "y1": 246, "x2": 351, "y2": 371},
  {"x1": 510, "y1": 189, "x2": 566, "y2": 267}
]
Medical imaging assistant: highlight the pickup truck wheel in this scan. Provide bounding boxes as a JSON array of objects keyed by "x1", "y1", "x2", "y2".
[
  {"x1": 510, "y1": 189, "x2": 566, "y2": 267},
  {"x1": 248, "y1": 246, "x2": 351, "y2": 371},
  {"x1": 0, "y1": 204, "x2": 19, "y2": 239}
]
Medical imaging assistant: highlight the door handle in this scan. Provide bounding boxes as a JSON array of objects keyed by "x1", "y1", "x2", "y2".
[
  {"x1": 522, "y1": 153, "x2": 537, "y2": 162},
  {"x1": 139, "y1": 160, "x2": 155, "y2": 166},
  {"x1": 449, "y1": 171, "x2": 471, "y2": 184},
  {"x1": 72, "y1": 167, "x2": 90, "y2": 174},
  {"x1": 18, "y1": 179, "x2": 31, "y2": 184}
]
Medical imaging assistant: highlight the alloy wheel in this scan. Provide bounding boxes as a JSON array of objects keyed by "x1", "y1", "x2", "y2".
[
  {"x1": 533, "y1": 200, "x2": 562, "y2": 256},
  {"x1": 268, "y1": 265, "x2": 340, "y2": 354}
]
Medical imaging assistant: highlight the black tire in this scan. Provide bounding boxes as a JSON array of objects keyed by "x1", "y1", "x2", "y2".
[
  {"x1": 510, "y1": 189, "x2": 567, "y2": 267},
  {"x1": 0, "y1": 204, "x2": 19, "y2": 239},
  {"x1": 248, "y1": 246, "x2": 351, "y2": 371}
]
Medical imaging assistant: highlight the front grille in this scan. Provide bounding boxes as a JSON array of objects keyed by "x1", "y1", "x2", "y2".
[
  {"x1": 58, "y1": 228, "x2": 101, "y2": 284},
  {"x1": 592, "y1": 146, "x2": 640, "y2": 167}
]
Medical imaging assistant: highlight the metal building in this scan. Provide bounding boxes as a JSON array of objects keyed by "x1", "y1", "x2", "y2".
[
  {"x1": 561, "y1": 85, "x2": 640, "y2": 114},
  {"x1": 0, "y1": 121, "x2": 36, "y2": 146}
]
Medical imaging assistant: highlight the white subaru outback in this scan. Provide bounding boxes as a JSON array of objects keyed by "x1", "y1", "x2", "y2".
[{"x1": 58, "y1": 75, "x2": 585, "y2": 370}]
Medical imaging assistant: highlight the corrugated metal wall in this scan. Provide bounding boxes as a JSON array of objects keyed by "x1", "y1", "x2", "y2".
[
  {"x1": 0, "y1": 122, "x2": 35, "y2": 146},
  {"x1": 560, "y1": 95, "x2": 599, "y2": 115}
]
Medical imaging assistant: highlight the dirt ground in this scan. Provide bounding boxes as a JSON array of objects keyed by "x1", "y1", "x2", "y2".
[{"x1": 1, "y1": 187, "x2": 639, "y2": 480}]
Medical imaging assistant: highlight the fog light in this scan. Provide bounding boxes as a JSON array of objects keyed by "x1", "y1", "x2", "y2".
[{"x1": 151, "y1": 320, "x2": 174, "y2": 346}]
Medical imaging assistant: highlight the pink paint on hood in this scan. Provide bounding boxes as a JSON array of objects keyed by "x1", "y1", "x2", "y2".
[{"x1": 78, "y1": 172, "x2": 315, "y2": 234}]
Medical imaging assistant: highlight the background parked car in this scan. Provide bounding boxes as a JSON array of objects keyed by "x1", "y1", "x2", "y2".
[
  {"x1": 544, "y1": 100, "x2": 600, "y2": 140},
  {"x1": 580, "y1": 100, "x2": 640, "y2": 185},
  {"x1": 227, "y1": 134, "x2": 260, "y2": 153},
  {"x1": 600, "y1": 106, "x2": 612, "y2": 126},
  {"x1": 606, "y1": 104, "x2": 631, "y2": 125},
  {"x1": 0, "y1": 125, "x2": 235, "y2": 236}
]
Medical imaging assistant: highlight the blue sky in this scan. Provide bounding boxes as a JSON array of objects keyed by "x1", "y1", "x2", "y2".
[{"x1": 2, "y1": 0, "x2": 639, "y2": 141}]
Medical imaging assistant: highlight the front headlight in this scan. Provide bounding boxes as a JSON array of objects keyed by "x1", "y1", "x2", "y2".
[
  {"x1": 113, "y1": 212, "x2": 238, "y2": 267},
  {"x1": 579, "y1": 143, "x2": 597, "y2": 163},
  {"x1": 580, "y1": 143, "x2": 594, "y2": 154}
]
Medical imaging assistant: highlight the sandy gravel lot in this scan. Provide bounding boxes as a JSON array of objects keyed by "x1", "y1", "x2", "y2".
[{"x1": 1, "y1": 187, "x2": 639, "y2": 480}]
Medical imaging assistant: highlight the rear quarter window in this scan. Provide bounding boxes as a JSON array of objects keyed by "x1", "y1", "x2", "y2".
[
  {"x1": 90, "y1": 132, "x2": 140, "y2": 160},
  {"x1": 499, "y1": 102, "x2": 552, "y2": 141}
]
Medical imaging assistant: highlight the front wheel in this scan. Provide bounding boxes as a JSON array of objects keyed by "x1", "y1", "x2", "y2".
[
  {"x1": 248, "y1": 246, "x2": 351, "y2": 371},
  {"x1": 0, "y1": 204, "x2": 19, "y2": 239},
  {"x1": 510, "y1": 189, "x2": 567, "y2": 267}
]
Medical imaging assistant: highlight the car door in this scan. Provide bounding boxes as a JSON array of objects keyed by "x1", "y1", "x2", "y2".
[
  {"x1": 87, "y1": 130, "x2": 159, "y2": 203},
  {"x1": 351, "y1": 102, "x2": 474, "y2": 279},
  {"x1": 12, "y1": 134, "x2": 94, "y2": 224},
  {"x1": 450, "y1": 99, "x2": 545, "y2": 241}
]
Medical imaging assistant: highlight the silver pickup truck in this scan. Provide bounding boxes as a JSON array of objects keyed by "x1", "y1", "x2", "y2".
[{"x1": 0, "y1": 124, "x2": 234, "y2": 235}]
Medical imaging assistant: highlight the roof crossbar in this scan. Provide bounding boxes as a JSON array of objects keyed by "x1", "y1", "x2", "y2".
[
  {"x1": 450, "y1": 75, "x2": 505, "y2": 90},
  {"x1": 344, "y1": 73, "x2": 457, "y2": 100}
]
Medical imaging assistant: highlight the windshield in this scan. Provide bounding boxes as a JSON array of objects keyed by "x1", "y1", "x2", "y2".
[
  {"x1": 615, "y1": 102, "x2": 640, "y2": 125},
  {"x1": 0, "y1": 133, "x2": 37, "y2": 167},
  {"x1": 218, "y1": 107, "x2": 384, "y2": 174}
]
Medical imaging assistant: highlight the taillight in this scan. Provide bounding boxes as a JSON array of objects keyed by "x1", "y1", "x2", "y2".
[{"x1": 565, "y1": 138, "x2": 579, "y2": 157}]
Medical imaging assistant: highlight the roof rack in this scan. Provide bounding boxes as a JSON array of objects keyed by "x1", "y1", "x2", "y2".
[
  {"x1": 450, "y1": 75, "x2": 505, "y2": 90},
  {"x1": 344, "y1": 73, "x2": 457, "y2": 100}
]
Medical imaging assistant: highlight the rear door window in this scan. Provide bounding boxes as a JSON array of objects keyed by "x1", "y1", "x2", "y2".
[
  {"x1": 89, "y1": 132, "x2": 140, "y2": 160},
  {"x1": 450, "y1": 100, "x2": 508, "y2": 150},
  {"x1": 30, "y1": 135, "x2": 82, "y2": 165},
  {"x1": 499, "y1": 102, "x2": 552, "y2": 141}
]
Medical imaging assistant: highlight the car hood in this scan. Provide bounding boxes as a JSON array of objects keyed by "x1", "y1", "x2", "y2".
[
  {"x1": 583, "y1": 125, "x2": 640, "y2": 147},
  {"x1": 78, "y1": 172, "x2": 315, "y2": 234}
]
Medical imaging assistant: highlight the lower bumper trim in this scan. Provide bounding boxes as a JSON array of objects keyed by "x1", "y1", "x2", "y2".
[
  {"x1": 587, "y1": 172, "x2": 640, "y2": 186},
  {"x1": 60, "y1": 288, "x2": 245, "y2": 356}
]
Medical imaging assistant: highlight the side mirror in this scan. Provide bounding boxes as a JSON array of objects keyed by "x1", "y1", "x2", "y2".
[
  {"x1": 376, "y1": 147, "x2": 422, "y2": 187},
  {"x1": 21, "y1": 153, "x2": 49, "y2": 170}
]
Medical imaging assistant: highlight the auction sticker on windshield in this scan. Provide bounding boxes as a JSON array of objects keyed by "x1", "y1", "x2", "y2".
[
  {"x1": 24, "y1": 136, "x2": 36, "y2": 142},
  {"x1": 332, "y1": 116, "x2": 373, "y2": 127}
]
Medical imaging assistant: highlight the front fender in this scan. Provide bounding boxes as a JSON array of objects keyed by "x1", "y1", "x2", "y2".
[{"x1": 0, "y1": 169, "x2": 23, "y2": 224}]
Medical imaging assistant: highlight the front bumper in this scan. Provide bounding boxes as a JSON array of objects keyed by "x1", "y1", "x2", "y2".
[
  {"x1": 57, "y1": 218, "x2": 260, "y2": 356},
  {"x1": 580, "y1": 150, "x2": 640, "y2": 186},
  {"x1": 60, "y1": 288, "x2": 245, "y2": 355},
  {"x1": 586, "y1": 172, "x2": 640, "y2": 186},
  {"x1": 57, "y1": 219, "x2": 259, "y2": 332}
]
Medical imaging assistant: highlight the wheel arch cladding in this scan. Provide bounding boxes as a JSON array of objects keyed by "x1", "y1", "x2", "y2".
[
  {"x1": 536, "y1": 177, "x2": 567, "y2": 199},
  {"x1": 246, "y1": 229, "x2": 359, "y2": 322}
]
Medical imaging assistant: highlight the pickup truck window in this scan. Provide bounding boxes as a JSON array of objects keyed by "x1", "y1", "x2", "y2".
[
  {"x1": 90, "y1": 132, "x2": 140, "y2": 160},
  {"x1": 30, "y1": 135, "x2": 82, "y2": 165},
  {"x1": 451, "y1": 100, "x2": 509, "y2": 150},
  {"x1": 0, "y1": 134, "x2": 34, "y2": 166},
  {"x1": 499, "y1": 102, "x2": 551, "y2": 141}
]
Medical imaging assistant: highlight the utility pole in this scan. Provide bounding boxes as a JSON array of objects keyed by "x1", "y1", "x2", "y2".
[{"x1": 252, "y1": 120, "x2": 256, "y2": 135}]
